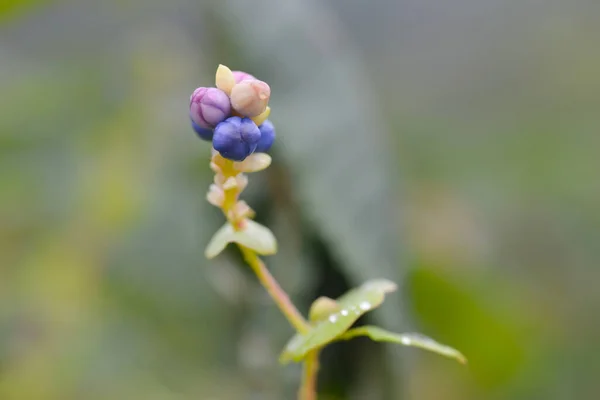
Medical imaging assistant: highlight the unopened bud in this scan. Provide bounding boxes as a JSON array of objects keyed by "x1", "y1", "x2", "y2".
[
  {"x1": 230, "y1": 79, "x2": 271, "y2": 117},
  {"x1": 255, "y1": 120, "x2": 275, "y2": 153},
  {"x1": 191, "y1": 119, "x2": 214, "y2": 141},
  {"x1": 232, "y1": 70, "x2": 256, "y2": 83},
  {"x1": 190, "y1": 87, "x2": 231, "y2": 129},
  {"x1": 213, "y1": 117, "x2": 261, "y2": 161}
]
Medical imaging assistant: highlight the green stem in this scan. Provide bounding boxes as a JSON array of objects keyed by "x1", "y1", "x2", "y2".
[
  {"x1": 238, "y1": 246, "x2": 318, "y2": 399},
  {"x1": 299, "y1": 350, "x2": 320, "y2": 400},
  {"x1": 238, "y1": 245, "x2": 310, "y2": 334},
  {"x1": 217, "y1": 156, "x2": 317, "y2": 398}
]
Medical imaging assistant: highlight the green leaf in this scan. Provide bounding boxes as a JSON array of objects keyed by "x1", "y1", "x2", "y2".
[
  {"x1": 408, "y1": 267, "x2": 523, "y2": 386},
  {"x1": 279, "y1": 279, "x2": 397, "y2": 364},
  {"x1": 308, "y1": 296, "x2": 340, "y2": 322},
  {"x1": 205, "y1": 220, "x2": 277, "y2": 259},
  {"x1": 337, "y1": 326, "x2": 467, "y2": 364}
]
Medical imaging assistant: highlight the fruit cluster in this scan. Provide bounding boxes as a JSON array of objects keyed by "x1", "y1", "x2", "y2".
[{"x1": 189, "y1": 65, "x2": 275, "y2": 161}]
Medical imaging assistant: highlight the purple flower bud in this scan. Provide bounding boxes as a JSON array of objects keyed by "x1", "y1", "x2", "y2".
[
  {"x1": 191, "y1": 119, "x2": 214, "y2": 141},
  {"x1": 232, "y1": 70, "x2": 256, "y2": 83},
  {"x1": 212, "y1": 117, "x2": 261, "y2": 161},
  {"x1": 189, "y1": 87, "x2": 231, "y2": 129},
  {"x1": 256, "y1": 120, "x2": 275, "y2": 153}
]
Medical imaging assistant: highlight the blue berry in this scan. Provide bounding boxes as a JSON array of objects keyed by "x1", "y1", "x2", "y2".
[
  {"x1": 213, "y1": 117, "x2": 261, "y2": 161},
  {"x1": 191, "y1": 119, "x2": 214, "y2": 141},
  {"x1": 256, "y1": 120, "x2": 275, "y2": 153}
]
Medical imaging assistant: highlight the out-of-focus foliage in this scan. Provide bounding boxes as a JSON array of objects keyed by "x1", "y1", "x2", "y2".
[
  {"x1": 1, "y1": 0, "x2": 599, "y2": 399},
  {"x1": 0, "y1": 0, "x2": 47, "y2": 21}
]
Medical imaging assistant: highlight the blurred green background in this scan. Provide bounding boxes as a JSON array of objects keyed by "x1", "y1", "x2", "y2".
[{"x1": 1, "y1": 0, "x2": 599, "y2": 399}]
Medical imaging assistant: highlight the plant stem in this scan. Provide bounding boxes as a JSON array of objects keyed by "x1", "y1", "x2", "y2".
[
  {"x1": 299, "y1": 350, "x2": 320, "y2": 400},
  {"x1": 239, "y1": 245, "x2": 318, "y2": 399},
  {"x1": 238, "y1": 245, "x2": 310, "y2": 334},
  {"x1": 215, "y1": 156, "x2": 317, "y2": 398}
]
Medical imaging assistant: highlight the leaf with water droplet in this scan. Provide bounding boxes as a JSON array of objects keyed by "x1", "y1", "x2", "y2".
[
  {"x1": 308, "y1": 296, "x2": 340, "y2": 322},
  {"x1": 337, "y1": 326, "x2": 467, "y2": 364},
  {"x1": 205, "y1": 220, "x2": 277, "y2": 259},
  {"x1": 279, "y1": 279, "x2": 397, "y2": 364}
]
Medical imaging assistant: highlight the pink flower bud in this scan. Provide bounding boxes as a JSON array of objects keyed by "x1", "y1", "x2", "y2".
[
  {"x1": 229, "y1": 80, "x2": 271, "y2": 117},
  {"x1": 232, "y1": 70, "x2": 256, "y2": 83},
  {"x1": 189, "y1": 87, "x2": 231, "y2": 129}
]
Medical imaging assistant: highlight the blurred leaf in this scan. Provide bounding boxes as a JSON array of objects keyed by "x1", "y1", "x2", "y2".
[
  {"x1": 205, "y1": 220, "x2": 277, "y2": 259},
  {"x1": 280, "y1": 279, "x2": 396, "y2": 363},
  {"x1": 0, "y1": 0, "x2": 48, "y2": 21},
  {"x1": 338, "y1": 326, "x2": 466, "y2": 364},
  {"x1": 408, "y1": 266, "x2": 525, "y2": 387}
]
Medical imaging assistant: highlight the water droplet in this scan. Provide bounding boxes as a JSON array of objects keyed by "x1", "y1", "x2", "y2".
[
  {"x1": 359, "y1": 301, "x2": 371, "y2": 311},
  {"x1": 328, "y1": 314, "x2": 338, "y2": 323},
  {"x1": 401, "y1": 337, "x2": 411, "y2": 345},
  {"x1": 340, "y1": 309, "x2": 349, "y2": 316},
  {"x1": 347, "y1": 306, "x2": 361, "y2": 315}
]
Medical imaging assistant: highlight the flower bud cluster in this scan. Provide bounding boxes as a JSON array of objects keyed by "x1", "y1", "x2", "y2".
[
  {"x1": 207, "y1": 150, "x2": 271, "y2": 230},
  {"x1": 189, "y1": 64, "x2": 275, "y2": 161}
]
